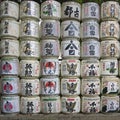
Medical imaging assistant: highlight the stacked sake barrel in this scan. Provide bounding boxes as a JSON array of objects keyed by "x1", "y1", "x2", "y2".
[
  {"x1": 100, "y1": 0, "x2": 120, "y2": 113},
  {"x1": 81, "y1": 0, "x2": 101, "y2": 113},
  {"x1": 19, "y1": 0, "x2": 40, "y2": 114},
  {"x1": 0, "y1": 0, "x2": 20, "y2": 114},
  {"x1": 40, "y1": 0, "x2": 61, "y2": 113},
  {"x1": 60, "y1": 1, "x2": 81, "y2": 113}
]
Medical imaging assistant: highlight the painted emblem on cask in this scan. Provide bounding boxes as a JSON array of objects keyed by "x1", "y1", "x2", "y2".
[
  {"x1": 4, "y1": 101, "x2": 13, "y2": 111},
  {"x1": 109, "y1": 102, "x2": 115, "y2": 110},
  {"x1": 48, "y1": 102, "x2": 52, "y2": 113},
  {"x1": 43, "y1": 3, "x2": 57, "y2": 16},
  {"x1": 66, "y1": 102, "x2": 76, "y2": 112},
  {"x1": 84, "y1": 81, "x2": 100, "y2": 95},
  {"x1": 5, "y1": 41, "x2": 9, "y2": 54},
  {"x1": 109, "y1": 23, "x2": 115, "y2": 36},
  {"x1": 27, "y1": 102, "x2": 34, "y2": 113},
  {"x1": 25, "y1": 64, "x2": 32, "y2": 77},
  {"x1": 2, "y1": 62, "x2": 12, "y2": 73},
  {"x1": 64, "y1": 6, "x2": 79, "y2": 18},
  {"x1": 103, "y1": 82, "x2": 118, "y2": 94},
  {"x1": 23, "y1": 2, "x2": 31, "y2": 15},
  {"x1": 23, "y1": 43, "x2": 32, "y2": 55},
  {"x1": 4, "y1": 2, "x2": 8, "y2": 14},
  {"x1": 4, "y1": 21, "x2": 9, "y2": 33},
  {"x1": 43, "y1": 81, "x2": 56, "y2": 94},
  {"x1": 44, "y1": 23, "x2": 54, "y2": 36},
  {"x1": 110, "y1": 44, "x2": 115, "y2": 56},
  {"x1": 65, "y1": 40, "x2": 78, "y2": 55},
  {"x1": 43, "y1": 61, "x2": 56, "y2": 75},
  {"x1": 3, "y1": 82, "x2": 13, "y2": 93},
  {"x1": 67, "y1": 63, "x2": 77, "y2": 75},
  {"x1": 102, "y1": 100, "x2": 119, "y2": 112},
  {"x1": 110, "y1": 4, "x2": 115, "y2": 17},
  {"x1": 67, "y1": 83, "x2": 77, "y2": 94},
  {"x1": 106, "y1": 62, "x2": 116, "y2": 73},
  {"x1": 45, "y1": 43, "x2": 53, "y2": 55},
  {"x1": 112, "y1": 83, "x2": 117, "y2": 92},
  {"x1": 91, "y1": 6, "x2": 96, "y2": 16},
  {"x1": 89, "y1": 102, "x2": 97, "y2": 113},
  {"x1": 65, "y1": 21, "x2": 78, "y2": 36},
  {"x1": 89, "y1": 45, "x2": 95, "y2": 55},
  {"x1": 90, "y1": 25, "x2": 95, "y2": 36},
  {"x1": 25, "y1": 83, "x2": 32, "y2": 95},
  {"x1": 23, "y1": 22, "x2": 31, "y2": 35},
  {"x1": 88, "y1": 83, "x2": 96, "y2": 95},
  {"x1": 85, "y1": 64, "x2": 98, "y2": 76}
]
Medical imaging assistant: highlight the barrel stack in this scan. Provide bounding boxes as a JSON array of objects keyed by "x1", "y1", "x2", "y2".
[
  {"x1": 0, "y1": 0, "x2": 20, "y2": 114},
  {"x1": 100, "y1": 0, "x2": 120, "y2": 113},
  {"x1": 81, "y1": 0, "x2": 101, "y2": 113},
  {"x1": 60, "y1": 1, "x2": 81, "y2": 113},
  {"x1": 19, "y1": 0, "x2": 41, "y2": 114},
  {"x1": 40, "y1": 0, "x2": 61, "y2": 113}
]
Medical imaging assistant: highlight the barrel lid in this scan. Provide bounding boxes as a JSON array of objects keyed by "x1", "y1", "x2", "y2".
[
  {"x1": 40, "y1": 0, "x2": 61, "y2": 3},
  {"x1": 20, "y1": 0, "x2": 41, "y2": 3},
  {"x1": 62, "y1": 0, "x2": 82, "y2": 4},
  {"x1": 40, "y1": 0, "x2": 82, "y2": 4},
  {"x1": 101, "y1": 0, "x2": 119, "y2": 2},
  {"x1": 0, "y1": 0, "x2": 20, "y2": 3},
  {"x1": 82, "y1": 0, "x2": 101, "y2": 4}
]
